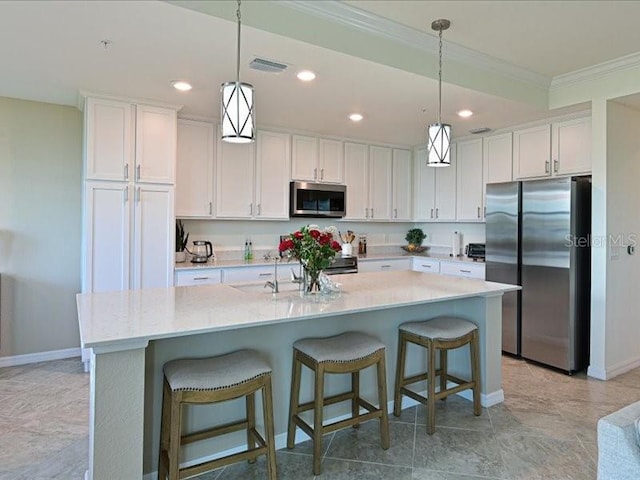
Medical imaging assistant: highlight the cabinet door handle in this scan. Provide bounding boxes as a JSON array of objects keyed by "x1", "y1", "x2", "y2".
[
  {"x1": 257, "y1": 204, "x2": 261, "y2": 216},
  {"x1": 313, "y1": 168, "x2": 317, "y2": 180},
  {"x1": 320, "y1": 168, "x2": 324, "y2": 180},
  {"x1": 124, "y1": 163, "x2": 129, "y2": 180},
  {"x1": 136, "y1": 164, "x2": 141, "y2": 181},
  {"x1": 484, "y1": 206, "x2": 486, "y2": 218},
  {"x1": 124, "y1": 186, "x2": 128, "y2": 203},
  {"x1": 545, "y1": 160, "x2": 550, "y2": 174},
  {"x1": 394, "y1": 208, "x2": 398, "y2": 219},
  {"x1": 436, "y1": 208, "x2": 439, "y2": 218},
  {"x1": 249, "y1": 203, "x2": 253, "y2": 215},
  {"x1": 460, "y1": 269, "x2": 471, "y2": 274},
  {"x1": 258, "y1": 272, "x2": 272, "y2": 277},
  {"x1": 430, "y1": 208, "x2": 434, "y2": 219},
  {"x1": 371, "y1": 208, "x2": 374, "y2": 219},
  {"x1": 365, "y1": 208, "x2": 369, "y2": 219},
  {"x1": 477, "y1": 207, "x2": 481, "y2": 218},
  {"x1": 135, "y1": 186, "x2": 141, "y2": 203},
  {"x1": 193, "y1": 277, "x2": 209, "y2": 281},
  {"x1": 209, "y1": 202, "x2": 212, "y2": 215},
  {"x1": 554, "y1": 159, "x2": 559, "y2": 173}
]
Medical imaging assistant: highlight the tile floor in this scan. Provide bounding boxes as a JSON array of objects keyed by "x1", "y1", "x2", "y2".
[{"x1": 1, "y1": 355, "x2": 640, "y2": 479}]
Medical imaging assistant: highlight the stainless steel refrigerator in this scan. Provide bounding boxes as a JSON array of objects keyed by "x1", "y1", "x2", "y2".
[{"x1": 485, "y1": 177, "x2": 591, "y2": 372}]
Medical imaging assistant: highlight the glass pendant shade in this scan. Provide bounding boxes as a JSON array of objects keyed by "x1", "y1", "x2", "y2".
[
  {"x1": 221, "y1": 81, "x2": 255, "y2": 143},
  {"x1": 427, "y1": 122, "x2": 451, "y2": 166}
]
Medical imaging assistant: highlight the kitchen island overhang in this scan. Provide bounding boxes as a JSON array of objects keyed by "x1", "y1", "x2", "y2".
[{"x1": 77, "y1": 270, "x2": 518, "y2": 480}]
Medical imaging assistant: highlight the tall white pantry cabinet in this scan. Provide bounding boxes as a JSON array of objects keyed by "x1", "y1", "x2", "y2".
[{"x1": 81, "y1": 96, "x2": 178, "y2": 294}]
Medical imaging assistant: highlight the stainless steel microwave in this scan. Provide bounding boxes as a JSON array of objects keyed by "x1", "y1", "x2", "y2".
[{"x1": 290, "y1": 181, "x2": 346, "y2": 218}]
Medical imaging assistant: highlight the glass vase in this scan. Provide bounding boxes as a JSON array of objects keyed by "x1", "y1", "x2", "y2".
[{"x1": 303, "y1": 267, "x2": 322, "y2": 295}]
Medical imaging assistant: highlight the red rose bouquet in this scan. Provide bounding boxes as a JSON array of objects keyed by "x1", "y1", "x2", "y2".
[{"x1": 279, "y1": 225, "x2": 341, "y2": 292}]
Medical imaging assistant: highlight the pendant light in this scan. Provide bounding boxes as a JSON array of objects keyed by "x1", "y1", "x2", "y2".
[
  {"x1": 427, "y1": 19, "x2": 451, "y2": 167},
  {"x1": 221, "y1": 0, "x2": 255, "y2": 143}
]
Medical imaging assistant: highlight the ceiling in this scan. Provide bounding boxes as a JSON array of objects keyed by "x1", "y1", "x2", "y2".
[{"x1": 0, "y1": 1, "x2": 637, "y2": 146}]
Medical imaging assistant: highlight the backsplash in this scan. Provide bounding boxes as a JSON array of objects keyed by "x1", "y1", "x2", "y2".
[{"x1": 181, "y1": 219, "x2": 485, "y2": 261}]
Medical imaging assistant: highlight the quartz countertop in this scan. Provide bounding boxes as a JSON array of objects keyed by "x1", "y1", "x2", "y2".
[
  {"x1": 174, "y1": 252, "x2": 484, "y2": 270},
  {"x1": 77, "y1": 270, "x2": 516, "y2": 350}
]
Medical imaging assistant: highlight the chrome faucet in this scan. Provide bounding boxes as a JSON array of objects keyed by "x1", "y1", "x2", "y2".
[{"x1": 264, "y1": 258, "x2": 279, "y2": 293}]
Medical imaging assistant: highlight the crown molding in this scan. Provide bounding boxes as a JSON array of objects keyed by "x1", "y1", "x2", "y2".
[
  {"x1": 551, "y1": 51, "x2": 640, "y2": 89},
  {"x1": 284, "y1": 0, "x2": 550, "y2": 89}
]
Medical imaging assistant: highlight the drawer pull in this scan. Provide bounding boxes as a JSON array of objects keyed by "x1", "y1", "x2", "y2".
[
  {"x1": 381, "y1": 265, "x2": 391, "y2": 268},
  {"x1": 193, "y1": 277, "x2": 209, "y2": 281},
  {"x1": 421, "y1": 264, "x2": 432, "y2": 268},
  {"x1": 258, "y1": 272, "x2": 273, "y2": 277},
  {"x1": 460, "y1": 269, "x2": 471, "y2": 274}
]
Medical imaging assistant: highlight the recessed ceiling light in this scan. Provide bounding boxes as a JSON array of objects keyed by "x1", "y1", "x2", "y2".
[
  {"x1": 457, "y1": 109, "x2": 473, "y2": 118},
  {"x1": 296, "y1": 70, "x2": 316, "y2": 82},
  {"x1": 171, "y1": 81, "x2": 192, "y2": 92},
  {"x1": 349, "y1": 113, "x2": 363, "y2": 122}
]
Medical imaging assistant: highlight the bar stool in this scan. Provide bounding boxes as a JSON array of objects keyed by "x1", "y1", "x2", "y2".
[
  {"x1": 287, "y1": 331, "x2": 390, "y2": 475},
  {"x1": 393, "y1": 316, "x2": 481, "y2": 435},
  {"x1": 158, "y1": 350, "x2": 277, "y2": 480}
]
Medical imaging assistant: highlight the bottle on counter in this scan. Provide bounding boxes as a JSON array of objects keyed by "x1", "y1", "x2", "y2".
[
  {"x1": 244, "y1": 241, "x2": 249, "y2": 261},
  {"x1": 248, "y1": 241, "x2": 253, "y2": 260}
]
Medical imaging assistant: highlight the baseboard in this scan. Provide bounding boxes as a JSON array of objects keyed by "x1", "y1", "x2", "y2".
[
  {"x1": 589, "y1": 355, "x2": 640, "y2": 380},
  {"x1": 141, "y1": 386, "x2": 504, "y2": 479},
  {"x1": 0, "y1": 347, "x2": 81, "y2": 368}
]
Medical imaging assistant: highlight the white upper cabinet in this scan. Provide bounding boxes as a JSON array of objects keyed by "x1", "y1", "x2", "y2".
[
  {"x1": 413, "y1": 148, "x2": 437, "y2": 221},
  {"x1": 513, "y1": 124, "x2": 552, "y2": 179},
  {"x1": 552, "y1": 117, "x2": 591, "y2": 175},
  {"x1": 84, "y1": 98, "x2": 133, "y2": 181},
  {"x1": 215, "y1": 132, "x2": 255, "y2": 218},
  {"x1": 483, "y1": 132, "x2": 513, "y2": 184},
  {"x1": 135, "y1": 105, "x2": 177, "y2": 184},
  {"x1": 456, "y1": 138, "x2": 484, "y2": 221},
  {"x1": 344, "y1": 142, "x2": 369, "y2": 220},
  {"x1": 291, "y1": 135, "x2": 318, "y2": 181},
  {"x1": 392, "y1": 149, "x2": 412, "y2": 220},
  {"x1": 434, "y1": 143, "x2": 457, "y2": 221},
  {"x1": 255, "y1": 130, "x2": 291, "y2": 219},
  {"x1": 318, "y1": 139, "x2": 344, "y2": 183},
  {"x1": 292, "y1": 135, "x2": 344, "y2": 183},
  {"x1": 369, "y1": 145, "x2": 393, "y2": 220},
  {"x1": 176, "y1": 119, "x2": 214, "y2": 218}
]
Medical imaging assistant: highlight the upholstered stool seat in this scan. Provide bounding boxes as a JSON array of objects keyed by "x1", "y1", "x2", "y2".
[
  {"x1": 287, "y1": 331, "x2": 390, "y2": 475},
  {"x1": 159, "y1": 350, "x2": 277, "y2": 480},
  {"x1": 393, "y1": 316, "x2": 481, "y2": 435}
]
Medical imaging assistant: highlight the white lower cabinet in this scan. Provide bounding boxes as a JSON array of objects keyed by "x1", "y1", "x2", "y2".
[
  {"x1": 359, "y1": 258, "x2": 412, "y2": 273},
  {"x1": 83, "y1": 182, "x2": 174, "y2": 292},
  {"x1": 411, "y1": 257, "x2": 440, "y2": 273},
  {"x1": 174, "y1": 269, "x2": 222, "y2": 286},
  {"x1": 439, "y1": 261, "x2": 485, "y2": 279},
  {"x1": 222, "y1": 265, "x2": 288, "y2": 283}
]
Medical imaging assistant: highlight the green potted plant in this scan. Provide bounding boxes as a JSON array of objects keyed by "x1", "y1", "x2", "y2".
[
  {"x1": 175, "y1": 219, "x2": 189, "y2": 263},
  {"x1": 404, "y1": 228, "x2": 427, "y2": 253}
]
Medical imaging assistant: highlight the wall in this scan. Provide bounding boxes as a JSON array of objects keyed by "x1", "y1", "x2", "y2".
[
  {"x1": 0, "y1": 97, "x2": 83, "y2": 359},
  {"x1": 602, "y1": 100, "x2": 640, "y2": 376},
  {"x1": 182, "y1": 219, "x2": 485, "y2": 260}
]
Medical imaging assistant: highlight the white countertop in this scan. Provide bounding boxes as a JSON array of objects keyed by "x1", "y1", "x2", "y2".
[
  {"x1": 174, "y1": 252, "x2": 484, "y2": 270},
  {"x1": 77, "y1": 270, "x2": 516, "y2": 350}
]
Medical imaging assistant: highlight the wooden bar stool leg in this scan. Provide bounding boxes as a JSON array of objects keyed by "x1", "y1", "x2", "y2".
[
  {"x1": 246, "y1": 391, "x2": 256, "y2": 464},
  {"x1": 262, "y1": 376, "x2": 278, "y2": 480},
  {"x1": 168, "y1": 392, "x2": 182, "y2": 480},
  {"x1": 440, "y1": 348, "x2": 448, "y2": 400},
  {"x1": 376, "y1": 354, "x2": 390, "y2": 449},
  {"x1": 427, "y1": 341, "x2": 437, "y2": 435},
  {"x1": 393, "y1": 333, "x2": 407, "y2": 417},
  {"x1": 158, "y1": 380, "x2": 171, "y2": 480},
  {"x1": 352, "y1": 370, "x2": 360, "y2": 429},
  {"x1": 470, "y1": 330, "x2": 481, "y2": 416},
  {"x1": 312, "y1": 364, "x2": 325, "y2": 475},
  {"x1": 287, "y1": 352, "x2": 302, "y2": 449}
]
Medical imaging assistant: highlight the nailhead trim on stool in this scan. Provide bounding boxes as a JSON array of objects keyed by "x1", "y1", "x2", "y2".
[
  {"x1": 158, "y1": 349, "x2": 277, "y2": 480},
  {"x1": 287, "y1": 331, "x2": 390, "y2": 475},
  {"x1": 393, "y1": 316, "x2": 481, "y2": 435}
]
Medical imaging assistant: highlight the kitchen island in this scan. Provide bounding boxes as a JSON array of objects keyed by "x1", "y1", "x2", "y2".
[{"x1": 77, "y1": 270, "x2": 518, "y2": 480}]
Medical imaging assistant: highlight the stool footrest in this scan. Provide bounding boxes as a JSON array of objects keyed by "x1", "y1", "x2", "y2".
[
  {"x1": 402, "y1": 369, "x2": 445, "y2": 387},
  {"x1": 436, "y1": 381, "x2": 474, "y2": 400},
  {"x1": 180, "y1": 442, "x2": 268, "y2": 479},
  {"x1": 181, "y1": 419, "x2": 248, "y2": 446},
  {"x1": 297, "y1": 391, "x2": 354, "y2": 413}
]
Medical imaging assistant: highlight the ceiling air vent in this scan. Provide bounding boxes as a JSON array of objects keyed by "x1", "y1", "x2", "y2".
[
  {"x1": 249, "y1": 57, "x2": 288, "y2": 73},
  {"x1": 469, "y1": 127, "x2": 492, "y2": 135}
]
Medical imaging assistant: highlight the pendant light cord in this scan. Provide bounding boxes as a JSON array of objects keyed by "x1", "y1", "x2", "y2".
[
  {"x1": 236, "y1": 0, "x2": 241, "y2": 83},
  {"x1": 437, "y1": 26, "x2": 442, "y2": 125}
]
